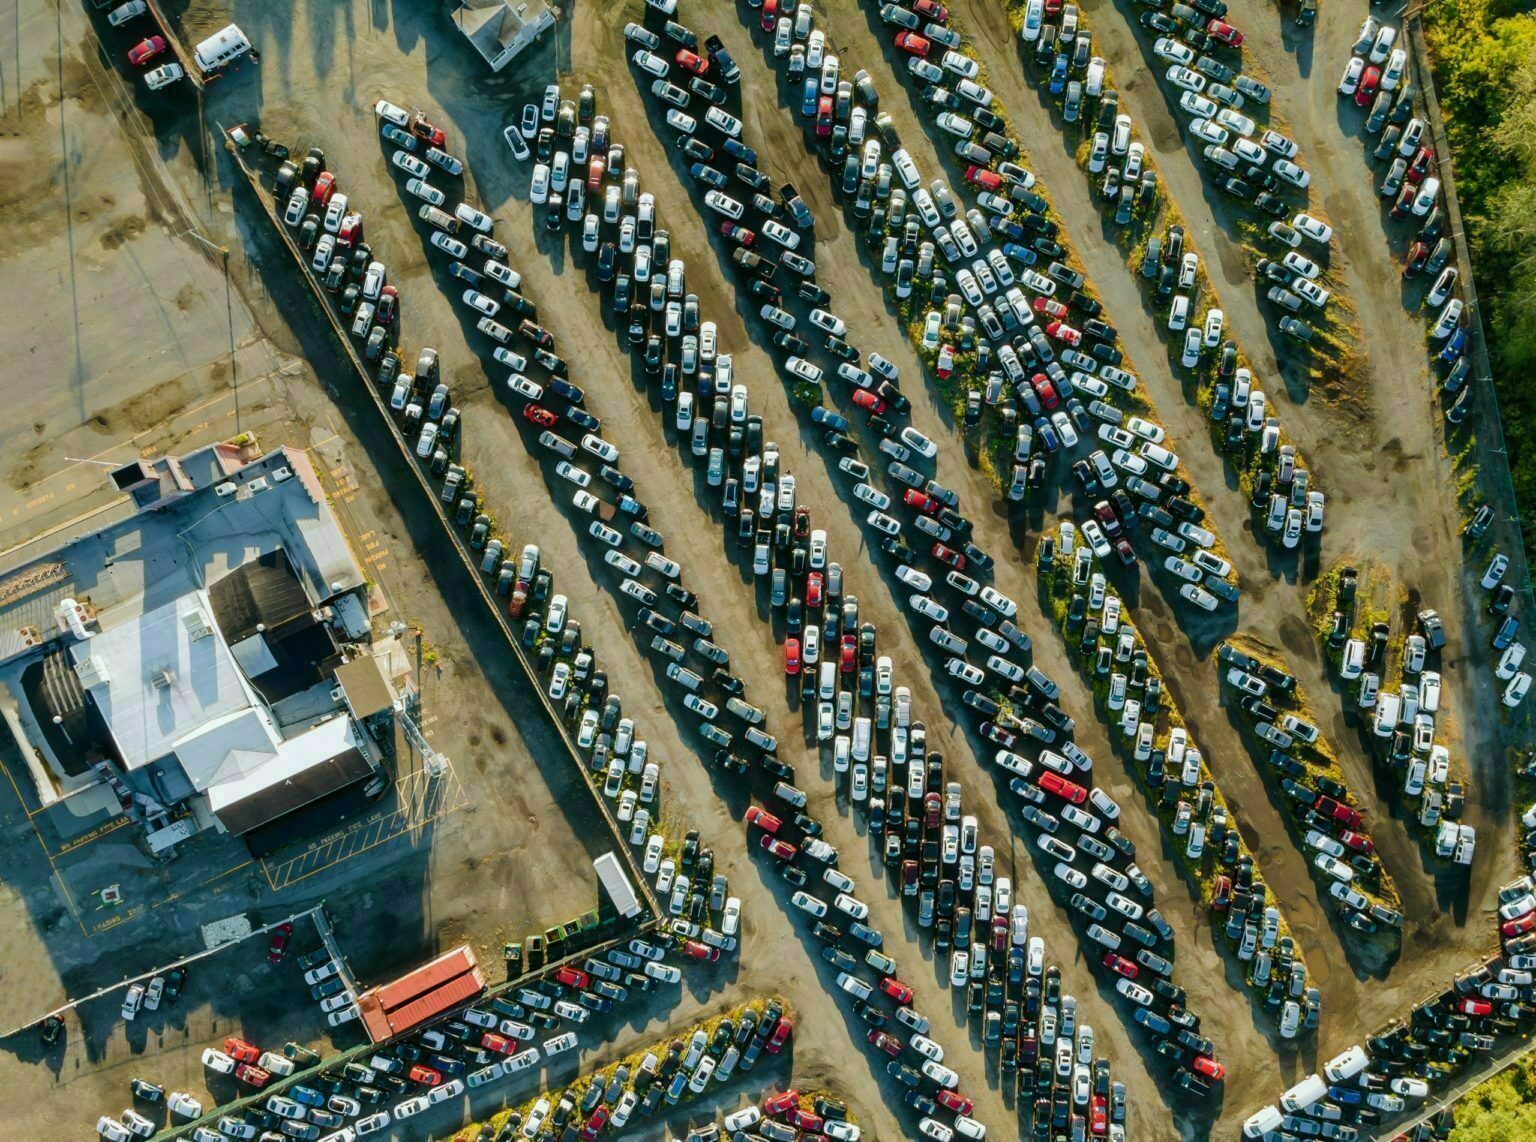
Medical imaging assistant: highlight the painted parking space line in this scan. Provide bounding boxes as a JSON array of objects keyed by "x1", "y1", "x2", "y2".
[{"x1": 259, "y1": 762, "x2": 468, "y2": 892}]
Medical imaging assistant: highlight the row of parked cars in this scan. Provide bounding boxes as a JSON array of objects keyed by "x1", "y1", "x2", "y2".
[
  {"x1": 776, "y1": 0, "x2": 1256, "y2": 599},
  {"x1": 1014, "y1": 0, "x2": 1333, "y2": 559},
  {"x1": 1128, "y1": 0, "x2": 1336, "y2": 337},
  {"x1": 638, "y1": 1, "x2": 1251, "y2": 1097},
  {"x1": 1037, "y1": 519, "x2": 1317, "y2": 1038},
  {"x1": 1244, "y1": 909, "x2": 1536, "y2": 1140},
  {"x1": 628, "y1": 7, "x2": 1223, "y2": 1117},
  {"x1": 481, "y1": 29, "x2": 1014, "y2": 1132},
  {"x1": 1216, "y1": 643, "x2": 1401, "y2": 934},
  {"x1": 1327, "y1": 569, "x2": 1478, "y2": 865},
  {"x1": 1337, "y1": 22, "x2": 1479, "y2": 429},
  {"x1": 374, "y1": 61, "x2": 1005, "y2": 1142}
]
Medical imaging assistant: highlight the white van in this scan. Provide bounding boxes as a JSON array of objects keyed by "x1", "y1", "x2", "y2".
[
  {"x1": 1373, "y1": 692, "x2": 1402, "y2": 738},
  {"x1": 193, "y1": 24, "x2": 251, "y2": 73},
  {"x1": 1243, "y1": 1106, "x2": 1283, "y2": 1138},
  {"x1": 1280, "y1": 1073, "x2": 1328, "y2": 1113},
  {"x1": 1340, "y1": 639, "x2": 1365, "y2": 680},
  {"x1": 1324, "y1": 1044, "x2": 1370, "y2": 1083}
]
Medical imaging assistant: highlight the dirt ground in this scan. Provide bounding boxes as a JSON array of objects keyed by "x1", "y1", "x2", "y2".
[{"x1": 0, "y1": 0, "x2": 1526, "y2": 1138}]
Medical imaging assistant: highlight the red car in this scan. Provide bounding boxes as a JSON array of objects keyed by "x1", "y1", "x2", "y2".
[
  {"x1": 581, "y1": 1106, "x2": 610, "y2": 1141},
  {"x1": 894, "y1": 31, "x2": 931, "y2": 57},
  {"x1": 676, "y1": 49, "x2": 708, "y2": 75},
  {"x1": 224, "y1": 1038, "x2": 261, "y2": 1064},
  {"x1": 966, "y1": 164, "x2": 1003, "y2": 191},
  {"x1": 903, "y1": 489, "x2": 940, "y2": 514},
  {"x1": 936, "y1": 343, "x2": 954, "y2": 379},
  {"x1": 840, "y1": 634, "x2": 857, "y2": 672},
  {"x1": 267, "y1": 922, "x2": 293, "y2": 964},
  {"x1": 759, "y1": 0, "x2": 779, "y2": 32},
  {"x1": 1459, "y1": 997, "x2": 1492, "y2": 1016},
  {"x1": 785, "y1": 1105, "x2": 820, "y2": 1130},
  {"x1": 1207, "y1": 19, "x2": 1243, "y2": 45},
  {"x1": 1315, "y1": 796, "x2": 1363, "y2": 830},
  {"x1": 587, "y1": 156, "x2": 606, "y2": 191},
  {"x1": 868, "y1": 1029, "x2": 903, "y2": 1056},
  {"x1": 312, "y1": 172, "x2": 337, "y2": 209},
  {"x1": 682, "y1": 940, "x2": 720, "y2": 962},
  {"x1": 1212, "y1": 875, "x2": 1232, "y2": 911},
  {"x1": 805, "y1": 573, "x2": 823, "y2": 609},
  {"x1": 763, "y1": 1090, "x2": 799, "y2": 1116},
  {"x1": 923, "y1": 792, "x2": 942, "y2": 827},
  {"x1": 410, "y1": 111, "x2": 447, "y2": 148},
  {"x1": 127, "y1": 36, "x2": 165, "y2": 65},
  {"x1": 555, "y1": 965, "x2": 591, "y2": 989},
  {"x1": 851, "y1": 388, "x2": 886, "y2": 413},
  {"x1": 901, "y1": 860, "x2": 920, "y2": 894},
  {"x1": 1031, "y1": 373, "x2": 1060, "y2": 409},
  {"x1": 1046, "y1": 319, "x2": 1082, "y2": 346},
  {"x1": 338, "y1": 212, "x2": 363, "y2": 246},
  {"x1": 767, "y1": 1016, "x2": 794, "y2": 1053},
  {"x1": 375, "y1": 284, "x2": 399, "y2": 325},
  {"x1": 721, "y1": 222, "x2": 755, "y2": 246},
  {"x1": 1339, "y1": 830, "x2": 1374, "y2": 854},
  {"x1": 1090, "y1": 1093, "x2": 1109, "y2": 1136},
  {"x1": 761, "y1": 836, "x2": 798, "y2": 861},
  {"x1": 1406, "y1": 146, "x2": 1435, "y2": 184},
  {"x1": 816, "y1": 95, "x2": 834, "y2": 138},
  {"x1": 936, "y1": 1091, "x2": 973, "y2": 1116},
  {"x1": 1192, "y1": 1055, "x2": 1226, "y2": 1081},
  {"x1": 1504, "y1": 913, "x2": 1536, "y2": 938},
  {"x1": 914, "y1": 0, "x2": 949, "y2": 21},
  {"x1": 932, "y1": 543, "x2": 966, "y2": 570},
  {"x1": 991, "y1": 915, "x2": 1009, "y2": 952},
  {"x1": 408, "y1": 1064, "x2": 442, "y2": 1086},
  {"x1": 745, "y1": 806, "x2": 782, "y2": 833},
  {"x1": 523, "y1": 404, "x2": 558, "y2": 428},
  {"x1": 1034, "y1": 296, "x2": 1069, "y2": 318},
  {"x1": 480, "y1": 1032, "x2": 513, "y2": 1054},
  {"x1": 1404, "y1": 241, "x2": 1430, "y2": 277},
  {"x1": 880, "y1": 977, "x2": 914, "y2": 1004},
  {"x1": 785, "y1": 637, "x2": 802, "y2": 675},
  {"x1": 1102, "y1": 952, "x2": 1139, "y2": 979},
  {"x1": 1355, "y1": 66, "x2": 1381, "y2": 107},
  {"x1": 234, "y1": 1063, "x2": 270, "y2": 1087},
  {"x1": 1038, "y1": 770, "x2": 1087, "y2": 804}
]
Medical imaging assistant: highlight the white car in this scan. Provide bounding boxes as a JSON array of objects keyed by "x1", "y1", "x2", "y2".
[
  {"x1": 1293, "y1": 213, "x2": 1332, "y2": 244},
  {"x1": 201, "y1": 1048, "x2": 236, "y2": 1073}
]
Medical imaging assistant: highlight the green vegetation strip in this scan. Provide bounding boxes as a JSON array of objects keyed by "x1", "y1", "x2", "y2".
[
  {"x1": 1035, "y1": 536, "x2": 1311, "y2": 1017},
  {"x1": 1423, "y1": 0, "x2": 1536, "y2": 570},
  {"x1": 448, "y1": 997, "x2": 796, "y2": 1141},
  {"x1": 987, "y1": 0, "x2": 1351, "y2": 529}
]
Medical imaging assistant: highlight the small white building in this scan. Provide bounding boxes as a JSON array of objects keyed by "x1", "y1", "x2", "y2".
[{"x1": 451, "y1": 0, "x2": 556, "y2": 72}]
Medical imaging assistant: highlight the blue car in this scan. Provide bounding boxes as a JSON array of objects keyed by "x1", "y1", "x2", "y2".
[
  {"x1": 723, "y1": 137, "x2": 757, "y2": 166},
  {"x1": 810, "y1": 405, "x2": 849, "y2": 432},
  {"x1": 1439, "y1": 326, "x2": 1467, "y2": 364},
  {"x1": 801, "y1": 76, "x2": 820, "y2": 119},
  {"x1": 1035, "y1": 415, "x2": 1061, "y2": 453},
  {"x1": 1049, "y1": 54, "x2": 1070, "y2": 94},
  {"x1": 1002, "y1": 241, "x2": 1039, "y2": 267}
]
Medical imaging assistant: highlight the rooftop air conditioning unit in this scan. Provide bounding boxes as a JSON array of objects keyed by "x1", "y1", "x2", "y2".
[
  {"x1": 272, "y1": 466, "x2": 294, "y2": 483},
  {"x1": 246, "y1": 476, "x2": 271, "y2": 494},
  {"x1": 151, "y1": 668, "x2": 176, "y2": 690},
  {"x1": 214, "y1": 482, "x2": 238, "y2": 498},
  {"x1": 75, "y1": 655, "x2": 110, "y2": 687},
  {"x1": 182, "y1": 609, "x2": 213, "y2": 641}
]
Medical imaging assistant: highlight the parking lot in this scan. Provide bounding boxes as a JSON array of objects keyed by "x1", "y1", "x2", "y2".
[{"x1": 4, "y1": 0, "x2": 1531, "y2": 1137}]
